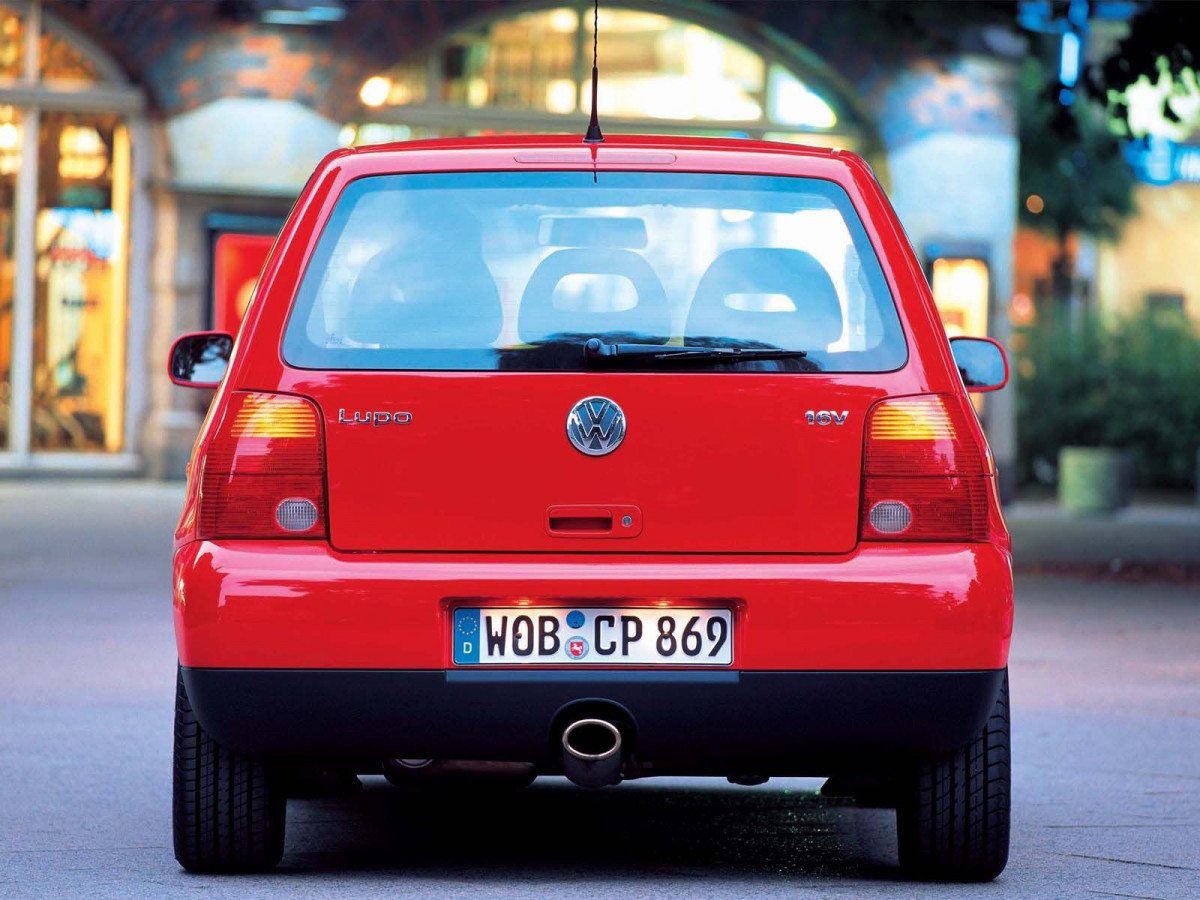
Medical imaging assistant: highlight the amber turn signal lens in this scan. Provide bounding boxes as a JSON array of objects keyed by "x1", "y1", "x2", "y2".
[
  {"x1": 229, "y1": 393, "x2": 319, "y2": 439},
  {"x1": 867, "y1": 396, "x2": 957, "y2": 442}
]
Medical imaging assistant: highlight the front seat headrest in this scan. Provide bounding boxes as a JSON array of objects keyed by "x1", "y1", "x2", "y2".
[
  {"x1": 343, "y1": 242, "x2": 502, "y2": 348},
  {"x1": 685, "y1": 248, "x2": 844, "y2": 350},
  {"x1": 517, "y1": 248, "x2": 670, "y2": 344}
]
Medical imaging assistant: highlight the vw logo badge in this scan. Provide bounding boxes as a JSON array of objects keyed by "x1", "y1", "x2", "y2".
[{"x1": 566, "y1": 396, "x2": 626, "y2": 456}]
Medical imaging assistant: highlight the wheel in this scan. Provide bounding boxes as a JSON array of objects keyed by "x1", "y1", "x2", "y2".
[
  {"x1": 896, "y1": 671, "x2": 1010, "y2": 882},
  {"x1": 173, "y1": 666, "x2": 286, "y2": 872}
]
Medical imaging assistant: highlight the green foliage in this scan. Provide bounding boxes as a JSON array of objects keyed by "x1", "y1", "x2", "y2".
[
  {"x1": 1018, "y1": 55, "x2": 1136, "y2": 240},
  {"x1": 1017, "y1": 312, "x2": 1200, "y2": 489},
  {"x1": 1088, "y1": 1, "x2": 1200, "y2": 136}
]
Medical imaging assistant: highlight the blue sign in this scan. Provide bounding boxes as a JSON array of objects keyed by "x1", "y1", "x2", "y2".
[
  {"x1": 1126, "y1": 136, "x2": 1200, "y2": 185},
  {"x1": 453, "y1": 609, "x2": 480, "y2": 664}
]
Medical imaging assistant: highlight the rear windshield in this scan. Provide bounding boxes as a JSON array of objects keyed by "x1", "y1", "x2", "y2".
[{"x1": 283, "y1": 171, "x2": 906, "y2": 372}]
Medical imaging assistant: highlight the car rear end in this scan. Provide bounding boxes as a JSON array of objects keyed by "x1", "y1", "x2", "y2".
[{"x1": 171, "y1": 136, "x2": 1012, "y2": 879}]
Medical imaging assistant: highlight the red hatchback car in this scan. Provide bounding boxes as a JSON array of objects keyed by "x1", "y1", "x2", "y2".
[{"x1": 169, "y1": 135, "x2": 1012, "y2": 880}]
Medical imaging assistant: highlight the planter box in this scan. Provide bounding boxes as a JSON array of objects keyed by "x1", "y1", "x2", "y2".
[{"x1": 1058, "y1": 447, "x2": 1132, "y2": 515}]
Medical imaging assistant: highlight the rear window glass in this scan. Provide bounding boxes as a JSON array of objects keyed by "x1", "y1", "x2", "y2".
[{"x1": 283, "y1": 171, "x2": 906, "y2": 372}]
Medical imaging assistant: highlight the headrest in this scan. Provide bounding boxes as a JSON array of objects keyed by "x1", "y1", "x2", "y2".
[
  {"x1": 517, "y1": 248, "x2": 670, "y2": 344},
  {"x1": 685, "y1": 248, "x2": 844, "y2": 350},
  {"x1": 343, "y1": 242, "x2": 502, "y2": 348}
]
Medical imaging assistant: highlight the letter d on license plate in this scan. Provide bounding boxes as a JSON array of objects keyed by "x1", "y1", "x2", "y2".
[{"x1": 452, "y1": 607, "x2": 733, "y2": 666}]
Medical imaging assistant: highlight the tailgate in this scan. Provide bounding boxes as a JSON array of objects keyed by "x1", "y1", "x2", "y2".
[{"x1": 312, "y1": 373, "x2": 879, "y2": 553}]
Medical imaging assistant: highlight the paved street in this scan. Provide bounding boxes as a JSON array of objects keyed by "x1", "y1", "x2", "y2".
[{"x1": 1, "y1": 481, "x2": 1198, "y2": 899}]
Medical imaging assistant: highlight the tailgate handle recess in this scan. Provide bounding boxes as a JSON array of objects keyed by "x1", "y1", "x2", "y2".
[
  {"x1": 546, "y1": 505, "x2": 642, "y2": 538},
  {"x1": 550, "y1": 513, "x2": 612, "y2": 532}
]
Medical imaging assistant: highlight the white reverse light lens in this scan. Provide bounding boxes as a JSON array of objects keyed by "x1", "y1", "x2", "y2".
[
  {"x1": 276, "y1": 498, "x2": 318, "y2": 532},
  {"x1": 869, "y1": 501, "x2": 912, "y2": 535}
]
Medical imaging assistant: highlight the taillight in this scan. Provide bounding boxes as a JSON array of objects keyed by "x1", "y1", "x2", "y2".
[
  {"x1": 860, "y1": 394, "x2": 989, "y2": 542},
  {"x1": 198, "y1": 391, "x2": 327, "y2": 540}
]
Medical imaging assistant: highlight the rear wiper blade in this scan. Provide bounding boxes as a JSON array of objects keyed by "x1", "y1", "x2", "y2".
[{"x1": 583, "y1": 338, "x2": 807, "y2": 364}]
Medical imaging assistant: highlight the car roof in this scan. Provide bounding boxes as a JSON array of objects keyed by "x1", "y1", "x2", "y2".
[
  {"x1": 330, "y1": 134, "x2": 871, "y2": 184},
  {"x1": 347, "y1": 133, "x2": 843, "y2": 161}
]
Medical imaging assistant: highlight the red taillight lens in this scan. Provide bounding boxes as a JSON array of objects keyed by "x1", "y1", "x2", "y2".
[
  {"x1": 860, "y1": 395, "x2": 989, "y2": 542},
  {"x1": 198, "y1": 391, "x2": 327, "y2": 540}
]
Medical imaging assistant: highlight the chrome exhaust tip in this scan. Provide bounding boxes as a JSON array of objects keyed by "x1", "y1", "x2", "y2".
[{"x1": 561, "y1": 718, "x2": 623, "y2": 788}]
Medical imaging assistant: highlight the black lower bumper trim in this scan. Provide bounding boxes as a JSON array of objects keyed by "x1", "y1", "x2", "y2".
[{"x1": 181, "y1": 667, "x2": 1005, "y2": 774}]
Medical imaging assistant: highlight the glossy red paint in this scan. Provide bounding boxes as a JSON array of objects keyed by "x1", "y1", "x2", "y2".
[
  {"x1": 172, "y1": 135, "x2": 1012, "y2": 676},
  {"x1": 174, "y1": 540, "x2": 1012, "y2": 671},
  {"x1": 318, "y1": 374, "x2": 884, "y2": 554}
]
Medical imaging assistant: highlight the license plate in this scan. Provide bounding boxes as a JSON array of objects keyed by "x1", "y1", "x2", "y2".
[{"x1": 452, "y1": 607, "x2": 733, "y2": 666}]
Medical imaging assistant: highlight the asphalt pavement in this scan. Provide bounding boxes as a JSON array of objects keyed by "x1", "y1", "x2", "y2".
[{"x1": 1, "y1": 480, "x2": 1198, "y2": 899}]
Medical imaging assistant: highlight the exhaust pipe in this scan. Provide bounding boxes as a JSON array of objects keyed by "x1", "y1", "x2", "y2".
[{"x1": 561, "y1": 718, "x2": 623, "y2": 787}]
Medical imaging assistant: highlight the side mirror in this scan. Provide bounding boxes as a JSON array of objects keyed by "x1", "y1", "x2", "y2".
[
  {"x1": 949, "y1": 336, "x2": 1008, "y2": 392},
  {"x1": 169, "y1": 331, "x2": 234, "y2": 388}
]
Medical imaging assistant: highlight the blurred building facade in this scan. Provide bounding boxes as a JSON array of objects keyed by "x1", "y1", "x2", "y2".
[
  {"x1": 0, "y1": 0, "x2": 1023, "y2": 479},
  {"x1": 1012, "y1": 8, "x2": 1200, "y2": 331},
  {"x1": 1014, "y1": 148, "x2": 1200, "y2": 330}
]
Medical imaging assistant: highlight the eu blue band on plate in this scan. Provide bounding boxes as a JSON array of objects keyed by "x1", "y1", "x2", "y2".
[{"x1": 453, "y1": 608, "x2": 481, "y2": 664}]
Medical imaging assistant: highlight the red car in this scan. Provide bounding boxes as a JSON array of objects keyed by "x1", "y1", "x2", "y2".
[{"x1": 169, "y1": 135, "x2": 1012, "y2": 880}]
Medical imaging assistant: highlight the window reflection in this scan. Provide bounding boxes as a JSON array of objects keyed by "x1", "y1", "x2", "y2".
[{"x1": 284, "y1": 172, "x2": 906, "y2": 373}]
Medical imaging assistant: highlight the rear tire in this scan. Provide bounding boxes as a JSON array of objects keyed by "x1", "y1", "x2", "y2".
[
  {"x1": 895, "y1": 671, "x2": 1010, "y2": 882},
  {"x1": 173, "y1": 667, "x2": 286, "y2": 873}
]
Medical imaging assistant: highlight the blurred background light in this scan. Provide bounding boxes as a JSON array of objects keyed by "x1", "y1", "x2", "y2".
[
  {"x1": 260, "y1": 3, "x2": 346, "y2": 26},
  {"x1": 1122, "y1": 65, "x2": 1200, "y2": 140},
  {"x1": 359, "y1": 76, "x2": 391, "y2": 108},
  {"x1": 769, "y1": 66, "x2": 837, "y2": 129},
  {"x1": 1059, "y1": 31, "x2": 1081, "y2": 87}
]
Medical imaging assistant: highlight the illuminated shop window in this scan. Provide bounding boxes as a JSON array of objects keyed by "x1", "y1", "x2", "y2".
[
  {"x1": 346, "y1": 3, "x2": 858, "y2": 148},
  {"x1": 0, "y1": 104, "x2": 17, "y2": 451},
  {"x1": 0, "y1": 1, "x2": 135, "y2": 458},
  {"x1": 768, "y1": 65, "x2": 836, "y2": 129},
  {"x1": 584, "y1": 9, "x2": 764, "y2": 121},
  {"x1": 0, "y1": 6, "x2": 22, "y2": 78},
  {"x1": 40, "y1": 28, "x2": 100, "y2": 82},
  {"x1": 445, "y1": 7, "x2": 576, "y2": 112},
  {"x1": 32, "y1": 112, "x2": 129, "y2": 452},
  {"x1": 931, "y1": 258, "x2": 990, "y2": 338}
]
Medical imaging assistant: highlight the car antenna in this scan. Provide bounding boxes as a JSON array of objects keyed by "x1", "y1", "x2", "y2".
[
  {"x1": 583, "y1": 0, "x2": 604, "y2": 145},
  {"x1": 583, "y1": 0, "x2": 603, "y2": 182}
]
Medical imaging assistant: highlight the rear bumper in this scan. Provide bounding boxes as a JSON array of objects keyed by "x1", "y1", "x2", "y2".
[
  {"x1": 176, "y1": 541, "x2": 1011, "y2": 770},
  {"x1": 174, "y1": 540, "x2": 1012, "y2": 671},
  {"x1": 180, "y1": 666, "x2": 1007, "y2": 771}
]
